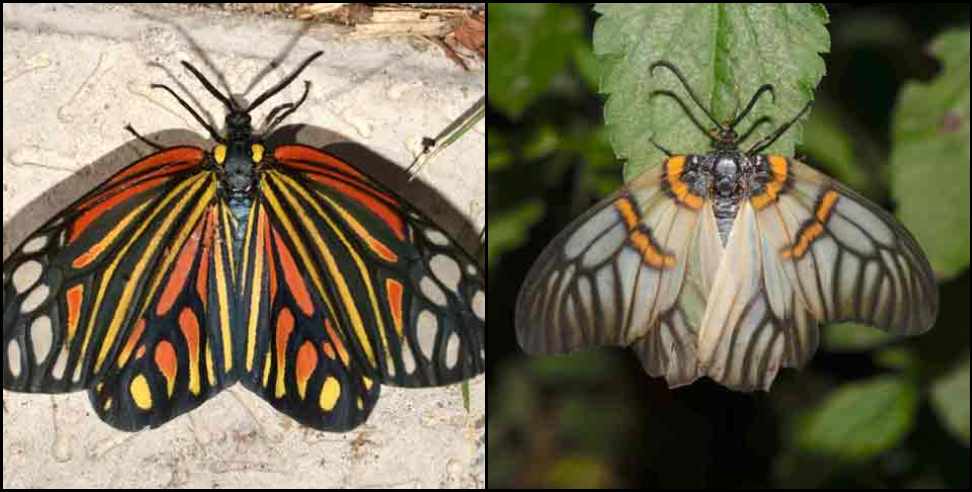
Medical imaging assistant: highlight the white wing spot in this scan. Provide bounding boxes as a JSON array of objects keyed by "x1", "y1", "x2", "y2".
[
  {"x1": 420, "y1": 277, "x2": 448, "y2": 307},
  {"x1": 7, "y1": 340, "x2": 23, "y2": 378},
  {"x1": 425, "y1": 229, "x2": 451, "y2": 246},
  {"x1": 417, "y1": 310, "x2": 438, "y2": 360},
  {"x1": 402, "y1": 344, "x2": 417, "y2": 374},
  {"x1": 21, "y1": 284, "x2": 51, "y2": 314},
  {"x1": 446, "y1": 332, "x2": 461, "y2": 369},
  {"x1": 467, "y1": 264, "x2": 479, "y2": 276},
  {"x1": 30, "y1": 315, "x2": 54, "y2": 364},
  {"x1": 21, "y1": 236, "x2": 49, "y2": 254},
  {"x1": 51, "y1": 347, "x2": 69, "y2": 380},
  {"x1": 472, "y1": 290, "x2": 485, "y2": 321},
  {"x1": 430, "y1": 254, "x2": 462, "y2": 293},
  {"x1": 564, "y1": 205, "x2": 617, "y2": 259},
  {"x1": 12, "y1": 260, "x2": 43, "y2": 294}
]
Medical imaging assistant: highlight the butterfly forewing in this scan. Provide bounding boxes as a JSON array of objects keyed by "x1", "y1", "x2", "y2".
[{"x1": 515, "y1": 165, "x2": 714, "y2": 387}]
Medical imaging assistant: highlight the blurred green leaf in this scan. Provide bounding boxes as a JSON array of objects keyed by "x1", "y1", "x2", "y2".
[
  {"x1": 891, "y1": 29, "x2": 971, "y2": 280},
  {"x1": 930, "y1": 353, "x2": 971, "y2": 446},
  {"x1": 573, "y1": 41, "x2": 601, "y2": 91},
  {"x1": 824, "y1": 321, "x2": 895, "y2": 351},
  {"x1": 528, "y1": 349, "x2": 623, "y2": 384},
  {"x1": 801, "y1": 98, "x2": 880, "y2": 198},
  {"x1": 488, "y1": 131, "x2": 513, "y2": 171},
  {"x1": 798, "y1": 376, "x2": 919, "y2": 461},
  {"x1": 488, "y1": 4, "x2": 585, "y2": 119},
  {"x1": 872, "y1": 346, "x2": 917, "y2": 371},
  {"x1": 488, "y1": 200, "x2": 545, "y2": 270},
  {"x1": 547, "y1": 454, "x2": 616, "y2": 488},
  {"x1": 523, "y1": 124, "x2": 562, "y2": 160},
  {"x1": 592, "y1": 4, "x2": 830, "y2": 180}
]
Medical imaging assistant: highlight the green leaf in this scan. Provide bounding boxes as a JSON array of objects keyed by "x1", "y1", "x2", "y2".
[
  {"x1": 487, "y1": 200, "x2": 545, "y2": 270},
  {"x1": 930, "y1": 353, "x2": 971, "y2": 446},
  {"x1": 891, "y1": 29, "x2": 971, "y2": 281},
  {"x1": 800, "y1": 98, "x2": 881, "y2": 198},
  {"x1": 487, "y1": 131, "x2": 513, "y2": 171},
  {"x1": 488, "y1": 4, "x2": 584, "y2": 119},
  {"x1": 797, "y1": 376, "x2": 919, "y2": 461},
  {"x1": 824, "y1": 321, "x2": 895, "y2": 352},
  {"x1": 592, "y1": 4, "x2": 830, "y2": 181},
  {"x1": 573, "y1": 41, "x2": 601, "y2": 91}
]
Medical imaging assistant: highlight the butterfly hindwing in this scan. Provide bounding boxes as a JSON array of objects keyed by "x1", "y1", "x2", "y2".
[
  {"x1": 237, "y1": 201, "x2": 380, "y2": 431},
  {"x1": 234, "y1": 145, "x2": 484, "y2": 430},
  {"x1": 697, "y1": 156, "x2": 937, "y2": 390}
]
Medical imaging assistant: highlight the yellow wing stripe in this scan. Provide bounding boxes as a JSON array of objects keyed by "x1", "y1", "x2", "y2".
[{"x1": 245, "y1": 205, "x2": 268, "y2": 372}]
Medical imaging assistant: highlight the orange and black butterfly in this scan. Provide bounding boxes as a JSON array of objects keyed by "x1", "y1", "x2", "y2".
[{"x1": 2, "y1": 51, "x2": 486, "y2": 432}]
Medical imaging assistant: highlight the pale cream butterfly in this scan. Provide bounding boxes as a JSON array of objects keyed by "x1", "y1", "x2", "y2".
[{"x1": 515, "y1": 62, "x2": 938, "y2": 391}]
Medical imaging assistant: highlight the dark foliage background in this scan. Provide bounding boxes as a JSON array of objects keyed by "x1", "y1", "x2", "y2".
[{"x1": 487, "y1": 4, "x2": 970, "y2": 488}]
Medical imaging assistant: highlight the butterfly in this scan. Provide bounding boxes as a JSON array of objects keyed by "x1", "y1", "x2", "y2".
[
  {"x1": 2, "y1": 51, "x2": 486, "y2": 431},
  {"x1": 515, "y1": 61, "x2": 937, "y2": 391}
]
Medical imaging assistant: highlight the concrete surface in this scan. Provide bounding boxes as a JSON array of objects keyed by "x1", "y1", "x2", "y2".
[{"x1": 2, "y1": 4, "x2": 484, "y2": 488}]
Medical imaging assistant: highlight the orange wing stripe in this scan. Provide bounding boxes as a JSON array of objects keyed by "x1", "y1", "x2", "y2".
[
  {"x1": 157, "y1": 218, "x2": 205, "y2": 316},
  {"x1": 751, "y1": 155, "x2": 790, "y2": 210},
  {"x1": 65, "y1": 284, "x2": 84, "y2": 342},
  {"x1": 70, "y1": 176, "x2": 170, "y2": 243},
  {"x1": 275, "y1": 308, "x2": 296, "y2": 398},
  {"x1": 154, "y1": 340, "x2": 178, "y2": 397},
  {"x1": 105, "y1": 147, "x2": 205, "y2": 187},
  {"x1": 782, "y1": 190, "x2": 841, "y2": 259},
  {"x1": 273, "y1": 229, "x2": 315, "y2": 316},
  {"x1": 663, "y1": 156, "x2": 704, "y2": 210},
  {"x1": 614, "y1": 197, "x2": 676, "y2": 269},
  {"x1": 119, "y1": 318, "x2": 147, "y2": 368},
  {"x1": 274, "y1": 145, "x2": 366, "y2": 180},
  {"x1": 295, "y1": 341, "x2": 318, "y2": 400},
  {"x1": 300, "y1": 174, "x2": 406, "y2": 241},
  {"x1": 386, "y1": 279, "x2": 405, "y2": 339}
]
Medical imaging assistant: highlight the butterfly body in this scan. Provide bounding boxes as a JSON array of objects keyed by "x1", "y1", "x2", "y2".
[{"x1": 3, "y1": 52, "x2": 485, "y2": 432}]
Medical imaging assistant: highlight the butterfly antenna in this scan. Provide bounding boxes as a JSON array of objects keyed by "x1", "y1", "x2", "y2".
[
  {"x1": 650, "y1": 61, "x2": 724, "y2": 131},
  {"x1": 261, "y1": 81, "x2": 312, "y2": 134},
  {"x1": 746, "y1": 100, "x2": 813, "y2": 155},
  {"x1": 149, "y1": 82, "x2": 223, "y2": 142},
  {"x1": 180, "y1": 59, "x2": 236, "y2": 111},
  {"x1": 246, "y1": 51, "x2": 323, "y2": 112},
  {"x1": 729, "y1": 84, "x2": 775, "y2": 130}
]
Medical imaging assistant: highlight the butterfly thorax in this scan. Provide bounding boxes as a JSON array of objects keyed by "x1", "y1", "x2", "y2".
[
  {"x1": 214, "y1": 129, "x2": 263, "y2": 260},
  {"x1": 680, "y1": 150, "x2": 763, "y2": 244}
]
